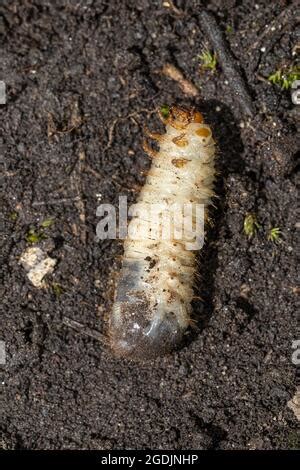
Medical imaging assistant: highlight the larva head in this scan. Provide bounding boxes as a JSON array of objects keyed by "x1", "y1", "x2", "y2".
[
  {"x1": 163, "y1": 105, "x2": 204, "y2": 130},
  {"x1": 161, "y1": 105, "x2": 213, "y2": 149}
]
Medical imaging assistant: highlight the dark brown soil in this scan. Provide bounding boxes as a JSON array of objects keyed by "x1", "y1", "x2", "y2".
[{"x1": 0, "y1": 0, "x2": 299, "y2": 450}]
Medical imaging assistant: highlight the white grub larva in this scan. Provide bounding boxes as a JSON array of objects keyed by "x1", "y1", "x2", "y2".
[{"x1": 110, "y1": 106, "x2": 216, "y2": 360}]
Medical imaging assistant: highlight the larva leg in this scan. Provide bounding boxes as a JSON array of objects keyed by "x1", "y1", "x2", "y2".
[
  {"x1": 143, "y1": 126, "x2": 164, "y2": 142},
  {"x1": 142, "y1": 139, "x2": 158, "y2": 159},
  {"x1": 110, "y1": 105, "x2": 216, "y2": 360}
]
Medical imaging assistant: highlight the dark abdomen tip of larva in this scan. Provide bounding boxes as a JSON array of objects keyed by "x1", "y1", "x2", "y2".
[{"x1": 109, "y1": 297, "x2": 185, "y2": 361}]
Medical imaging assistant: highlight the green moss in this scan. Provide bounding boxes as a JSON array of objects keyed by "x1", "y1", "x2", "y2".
[
  {"x1": 25, "y1": 228, "x2": 47, "y2": 244},
  {"x1": 198, "y1": 49, "x2": 217, "y2": 71},
  {"x1": 160, "y1": 104, "x2": 170, "y2": 119},
  {"x1": 268, "y1": 66, "x2": 300, "y2": 90},
  {"x1": 52, "y1": 283, "x2": 64, "y2": 297},
  {"x1": 9, "y1": 211, "x2": 18, "y2": 221},
  {"x1": 40, "y1": 218, "x2": 54, "y2": 228},
  {"x1": 268, "y1": 227, "x2": 282, "y2": 243},
  {"x1": 243, "y1": 214, "x2": 260, "y2": 239},
  {"x1": 25, "y1": 217, "x2": 55, "y2": 243}
]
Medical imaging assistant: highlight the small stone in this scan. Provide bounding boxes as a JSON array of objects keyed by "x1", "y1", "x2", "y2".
[
  {"x1": 19, "y1": 247, "x2": 56, "y2": 288},
  {"x1": 287, "y1": 388, "x2": 300, "y2": 421}
]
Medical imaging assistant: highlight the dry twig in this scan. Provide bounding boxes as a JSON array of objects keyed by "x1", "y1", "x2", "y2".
[
  {"x1": 199, "y1": 10, "x2": 254, "y2": 117},
  {"x1": 62, "y1": 316, "x2": 106, "y2": 343},
  {"x1": 162, "y1": 63, "x2": 199, "y2": 97}
]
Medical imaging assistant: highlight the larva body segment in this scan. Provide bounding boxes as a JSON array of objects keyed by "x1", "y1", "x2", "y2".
[{"x1": 110, "y1": 106, "x2": 216, "y2": 360}]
